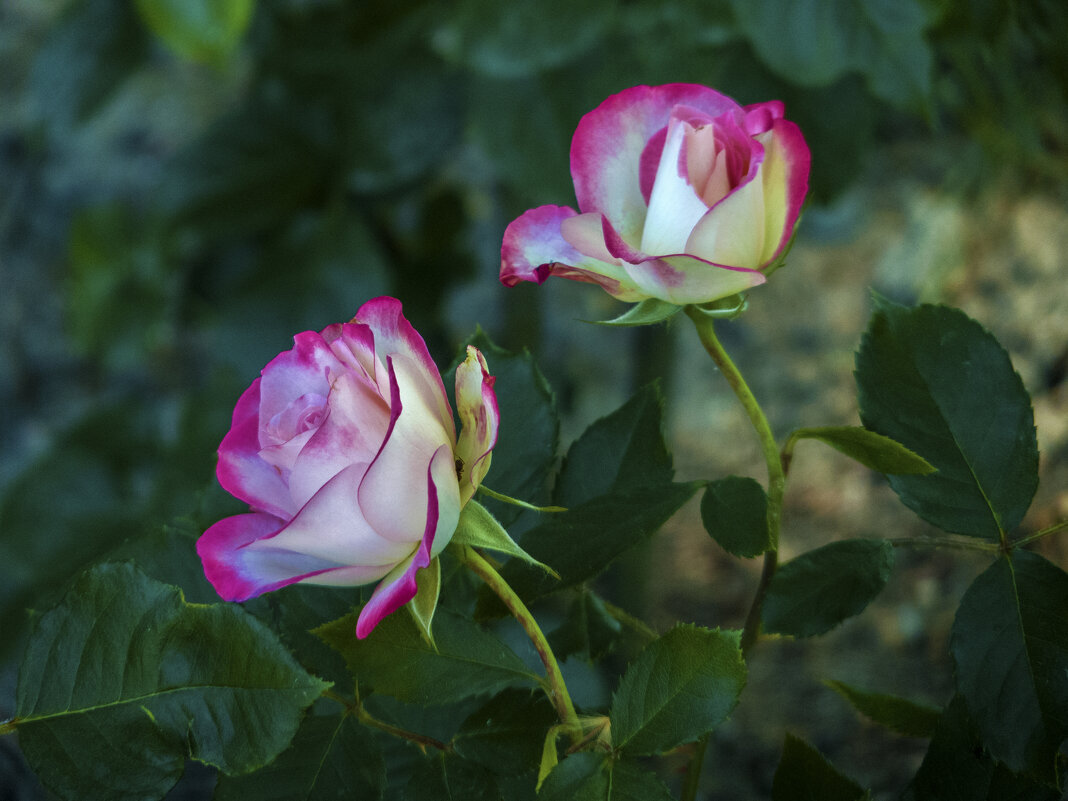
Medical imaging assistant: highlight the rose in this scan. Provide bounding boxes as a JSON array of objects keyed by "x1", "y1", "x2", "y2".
[
  {"x1": 500, "y1": 83, "x2": 810, "y2": 306},
  {"x1": 197, "y1": 297, "x2": 498, "y2": 638}
]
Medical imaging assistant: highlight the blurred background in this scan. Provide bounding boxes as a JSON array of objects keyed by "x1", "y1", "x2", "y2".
[{"x1": 1, "y1": 0, "x2": 1066, "y2": 798}]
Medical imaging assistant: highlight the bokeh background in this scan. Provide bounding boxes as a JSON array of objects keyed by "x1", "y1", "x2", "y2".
[{"x1": 1, "y1": 0, "x2": 1066, "y2": 798}]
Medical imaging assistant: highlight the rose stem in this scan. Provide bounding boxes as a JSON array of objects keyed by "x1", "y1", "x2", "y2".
[
  {"x1": 458, "y1": 544, "x2": 582, "y2": 745},
  {"x1": 680, "y1": 307, "x2": 788, "y2": 801}
]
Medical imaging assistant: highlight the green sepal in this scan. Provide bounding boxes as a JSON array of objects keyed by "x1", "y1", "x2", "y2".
[
  {"x1": 788, "y1": 426, "x2": 936, "y2": 475},
  {"x1": 537, "y1": 724, "x2": 564, "y2": 791},
  {"x1": 478, "y1": 484, "x2": 565, "y2": 513},
  {"x1": 688, "y1": 292, "x2": 749, "y2": 319},
  {"x1": 408, "y1": 557, "x2": 442, "y2": 649},
  {"x1": 451, "y1": 500, "x2": 560, "y2": 578},
  {"x1": 590, "y1": 298, "x2": 683, "y2": 327}
]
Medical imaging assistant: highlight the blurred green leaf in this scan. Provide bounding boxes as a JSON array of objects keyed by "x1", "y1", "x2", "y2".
[
  {"x1": 610, "y1": 625, "x2": 746, "y2": 755},
  {"x1": 15, "y1": 562, "x2": 328, "y2": 801},
  {"x1": 789, "y1": 426, "x2": 936, "y2": 474},
  {"x1": 950, "y1": 550, "x2": 1068, "y2": 777},
  {"x1": 824, "y1": 680, "x2": 940, "y2": 738},
  {"x1": 701, "y1": 475, "x2": 771, "y2": 558},
  {"x1": 403, "y1": 752, "x2": 502, "y2": 801},
  {"x1": 135, "y1": 0, "x2": 255, "y2": 64},
  {"x1": 433, "y1": 0, "x2": 614, "y2": 78},
  {"x1": 539, "y1": 753, "x2": 675, "y2": 801},
  {"x1": 215, "y1": 712, "x2": 385, "y2": 801},
  {"x1": 856, "y1": 300, "x2": 1039, "y2": 538},
  {"x1": 554, "y1": 382, "x2": 673, "y2": 508},
  {"x1": 315, "y1": 607, "x2": 538, "y2": 706},
  {"x1": 772, "y1": 733, "x2": 869, "y2": 801},
  {"x1": 903, "y1": 696, "x2": 1061, "y2": 801},
  {"x1": 29, "y1": 0, "x2": 148, "y2": 126},
  {"x1": 730, "y1": 0, "x2": 934, "y2": 112},
  {"x1": 453, "y1": 689, "x2": 557, "y2": 776},
  {"x1": 762, "y1": 539, "x2": 894, "y2": 637},
  {"x1": 66, "y1": 204, "x2": 175, "y2": 370}
]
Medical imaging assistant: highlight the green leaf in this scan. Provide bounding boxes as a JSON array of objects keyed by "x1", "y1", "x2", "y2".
[
  {"x1": 824, "y1": 680, "x2": 940, "y2": 738},
  {"x1": 450, "y1": 331, "x2": 557, "y2": 530},
  {"x1": 315, "y1": 607, "x2": 538, "y2": 705},
  {"x1": 549, "y1": 590, "x2": 624, "y2": 661},
  {"x1": 15, "y1": 563, "x2": 328, "y2": 801},
  {"x1": 856, "y1": 301, "x2": 1039, "y2": 538},
  {"x1": 730, "y1": 0, "x2": 934, "y2": 112},
  {"x1": 903, "y1": 696, "x2": 1061, "y2": 801},
  {"x1": 789, "y1": 426, "x2": 936, "y2": 475},
  {"x1": 452, "y1": 501, "x2": 559, "y2": 577},
  {"x1": 135, "y1": 0, "x2": 254, "y2": 64},
  {"x1": 555, "y1": 383, "x2": 674, "y2": 508},
  {"x1": 432, "y1": 0, "x2": 612, "y2": 78},
  {"x1": 592, "y1": 298, "x2": 684, "y2": 327},
  {"x1": 214, "y1": 712, "x2": 385, "y2": 801},
  {"x1": 538, "y1": 754, "x2": 675, "y2": 801},
  {"x1": 403, "y1": 753, "x2": 502, "y2": 801},
  {"x1": 610, "y1": 625, "x2": 746, "y2": 755},
  {"x1": 950, "y1": 550, "x2": 1068, "y2": 776},
  {"x1": 762, "y1": 539, "x2": 894, "y2": 637},
  {"x1": 771, "y1": 733, "x2": 869, "y2": 801},
  {"x1": 701, "y1": 476, "x2": 771, "y2": 558},
  {"x1": 484, "y1": 482, "x2": 701, "y2": 607},
  {"x1": 453, "y1": 689, "x2": 557, "y2": 776}
]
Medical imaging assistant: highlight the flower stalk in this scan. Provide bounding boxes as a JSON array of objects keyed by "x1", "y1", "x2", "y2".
[
  {"x1": 681, "y1": 307, "x2": 789, "y2": 801},
  {"x1": 457, "y1": 544, "x2": 582, "y2": 745}
]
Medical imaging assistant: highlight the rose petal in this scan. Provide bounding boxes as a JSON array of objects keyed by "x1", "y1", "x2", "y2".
[
  {"x1": 216, "y1": 379, "x2": 296, "y2": 519},
  {"x1": 501, "y1": 205, "x2": 647, "y2": 301},
  {"x1": 355, "y1": 445, "x2": 457, "y2": 638},
  {"x1": 358, "y1": 355, "x2": 457, "y2": 543},
  {"x1": 685, "y1": 151, "x2": 769, "y2": 271},
  {"x1": 323, "y1": 322, "x2": 389, "y2": 400},
  {"x1": 621, "y1": 254, "x2": 766, "y2": 306},
  {"x1": 197, "y1": 511, "x2": 392, "y2": 602},
  {"x1": 639, "y1": 115, "x2": 713, "y2": 256},
  {"x1": 354, "y1": 297, "x2": 454, "y2": 441},
  {"x1": 287, "y1": 370, "x2": 391, "y2": 509},
  {"x1": 755, "y1": 118, "x2": 810, "y2": 266},
  {"x1": 254, "y1": 462, "x2": 414, "y2": 568},
  {"x1": 571, "y1": 84, "x2": 740, "y2": 243},
  {"x1": 258, "y1": 331, "x2": 345, "y2": 428},
  {"x1": 454, "y1": 346, "x2": 499, "y2": 505}
]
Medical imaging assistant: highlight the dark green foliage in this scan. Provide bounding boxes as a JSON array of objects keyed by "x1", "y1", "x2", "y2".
[
  {"x1": 823, "y1": 680, "x2": 940, "y2": 738},
  {"x1": 702, "y1": 475, "x2": 772, "y2": 558},
  {"x1": 15, "y1": 563, "x2": 328, "y2": 801},
  {"x1": 453, "y1": 689, "x2": 558, "y2": 775},
  {"x1": 403, "y1": 752, "x2": 502, "y2": 801},
  {"x1": 610, "y1": 625, "x2": 746, "y2": 755},
  {"x1": 856, "y1": 300, "x2": 1039, "y2": 538},
  {"x1": 214, "y1": 712, "x2": 386, "y2": 801},
  {"x1": 315, "y1": 607, "x2": 538, "y2": 706},
  {"x1": 771, "y1": 733, "x2": 869, "y2": 801},
  {"x1": 950, "y1": 551, "x2": 1068, "y2": 778},
  {"x1": 538, "y1": 754, "x2": 675, "y2": 801},
  {"x1": 762, "y1": 539, "x2": 895, "y2": 637}
]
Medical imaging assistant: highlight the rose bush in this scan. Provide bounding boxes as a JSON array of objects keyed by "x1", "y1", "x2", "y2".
[
  {"x1": 197, "y1": 297, "x2": 498, "y2": 637},
  {"x1": 500, "y1": 83, "x2": 811, "y2": 306}
]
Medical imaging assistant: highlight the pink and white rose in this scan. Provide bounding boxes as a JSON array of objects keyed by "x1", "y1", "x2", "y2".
[
  {"x1": 500, "y1": 83, "x2": 810, "y2": 306},
  {"x1": 197, "y1": 297, "x2": 498, "y2": 638}
]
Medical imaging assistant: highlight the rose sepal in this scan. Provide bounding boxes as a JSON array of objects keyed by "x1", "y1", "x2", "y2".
[
  {"x1": 477, "y1": 484, "x2": 566, "y2": 513},
  {"x1": 688, "y1": 293, "x2": 749, "y2": 320},
  {"x1": 450, "y1": 500, "x2": 561, "y2": 578},
  {"x1": 407, "y1": 557, "x2": 442, "y2": 649},
  {"x1": 589, "y1": 298, "x2": 684, "y2": 327}
]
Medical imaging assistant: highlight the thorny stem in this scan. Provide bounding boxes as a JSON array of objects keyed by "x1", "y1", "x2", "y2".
[
  {"x1": 458, "y1": 545, "x2": 582, "y2": 745},
  {"x1": 681, "y1": 307, "x2": 789, "y2": 801}
]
